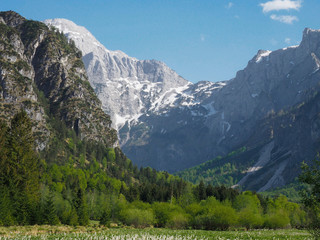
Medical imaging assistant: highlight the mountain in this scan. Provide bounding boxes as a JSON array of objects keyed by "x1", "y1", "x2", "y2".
[
  {"x1": 44, "y1": 18, "x2": 227, "y2": 170},
  {"x1": 178, "y1": 29, "x2": 320, "y2": 191},
  {"x1": 0, "y1": 11, "x2": 117, "y2": 150},
  {"x1": 44, "y1": 18, "x2": 191, "y2": 131},
  {"x1": 0, "y1": 11, "x2": 197, "y2": 226},
  {"x1": 44, "y1": 18, "x2": 320, "y2": 190}
]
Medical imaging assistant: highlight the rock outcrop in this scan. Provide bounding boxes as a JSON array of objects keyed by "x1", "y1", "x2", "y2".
[{"x1": 0, "y1": 11, "x2": 117, "y2": 150}]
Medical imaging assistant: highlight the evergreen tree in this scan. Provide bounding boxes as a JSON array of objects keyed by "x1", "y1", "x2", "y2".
[
  {"x1": 206, "y1": 184, "x2": 215, "y2": 197},
  {"x1": 43, "y1": 192, "x2": 60, "y2": 225},
  {"x1": 6, "y1": 111, "x2": 40, "y2": 224},
  {"x1": 198, "y1": 181, "x2": 207, "y2": 200},
  {"x1": 0, "y1": 186, "x2": 15, "y2": 226},
  {"x1": 0, "y1": 112, "x2": 40, "y2": 225},
  {"x1": 300, "y1": 159, "x2": 320, "y2": 238},
  {"x1": 73, "y1": 188, "x2": 89, "y2": 225}
]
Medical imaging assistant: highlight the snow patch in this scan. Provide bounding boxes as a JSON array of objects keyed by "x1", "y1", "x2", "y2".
[
  {"x1": 282, "y1": 45, "x2": 298, "y2": 51},
  {"x1": 256, "y1": 50, "x2": 272, "y2": 63}
]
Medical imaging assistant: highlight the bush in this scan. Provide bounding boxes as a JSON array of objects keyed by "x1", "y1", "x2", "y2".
[
  {"x1": 121, "y1": 208, "x2": 154, "y2": 228},
  {"x1": 166, "y1": 212, "x2": 189, "y2": 229},
  {"x1": 196, "y1": 204, "x2": 238, "y2": 230},
  {"x1": 238, "y1": 208, "x2": 264, "y2": 229},
  {"x1": 264, "y1": 212, "x2": 290, "y2": 229}
]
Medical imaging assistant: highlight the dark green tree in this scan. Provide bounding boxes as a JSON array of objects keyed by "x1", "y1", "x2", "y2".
[
  {"x1": 7, "y1": 111, "x2": 40, "y2": 224},
  {"x1": 43, "y1": 192, "x2": 60, "y2": 225},
  {"x1": 300, "y1": 159, "x2": 320, "y2": 238},
  {"x1": 198, "y1": 181, "x2": 207, "y2": 200},
  {"x1": 0, "y1": 112, "x2": 40, "y2": 225},
  {"x1": 73, "y1": 188, "x2": 89, "y2": 225}
]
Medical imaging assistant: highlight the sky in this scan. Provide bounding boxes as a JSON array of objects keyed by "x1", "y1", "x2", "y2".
[{"x1": 1, "y1": 0, "x2": 320, "y2": 83}]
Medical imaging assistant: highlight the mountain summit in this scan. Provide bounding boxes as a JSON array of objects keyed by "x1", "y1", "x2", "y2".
[{"x1": 44, "y1": 18, "x2": 190, "y2": 132}]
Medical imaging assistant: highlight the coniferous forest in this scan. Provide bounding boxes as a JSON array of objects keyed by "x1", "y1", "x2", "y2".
[{"x1": 0, "y1": 111, "x2": 312, "y2": 230}]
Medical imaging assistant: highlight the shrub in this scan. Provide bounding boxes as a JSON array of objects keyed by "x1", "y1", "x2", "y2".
[
  {"x1": 166, "y1": 212, "x2": 189, "y2": 229},
  {"x1": 121, "y1": 208, "x2": 154, "y2": 228},
  {"x1": 238, "y1": 208, "x2": 264, "y2": 229},
  {"x1": 196, "y1": 204, "x2": 238, "y2": 230},
  {"x1": 264, "y1": 212, "x2": 290, "y2": 229}
]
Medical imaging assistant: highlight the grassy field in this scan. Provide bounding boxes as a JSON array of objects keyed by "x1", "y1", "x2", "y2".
[{"x1": 0, "y1": 226, "x2": 313, "y2": 240}]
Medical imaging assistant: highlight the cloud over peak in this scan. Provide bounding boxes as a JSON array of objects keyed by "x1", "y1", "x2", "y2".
[
  {"x1": 260, "y1": 0, "x2": 302, "y2": 13},
  {"x1": 270, "y1": 14, "x2": 298, "y2": 24}
]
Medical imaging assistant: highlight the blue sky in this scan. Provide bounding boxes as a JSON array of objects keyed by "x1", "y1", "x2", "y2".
[{"x1": 1, "y1": 0, "x2": 319, "y2": 83}]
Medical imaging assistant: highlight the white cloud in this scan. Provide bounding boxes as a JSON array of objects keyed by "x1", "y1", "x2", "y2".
[
  {"x1": 260, "y1": 0, "x2": 302, "y2": 13},
  {"x1": 270, "y1": 14, "x2": 298, "y2": 24},
  {"x1": 226, "y1": 2, "x2": 234, "y2": 9},
  {"x1": 285, "y1": 38, "x2": 291, "y2": 44}
]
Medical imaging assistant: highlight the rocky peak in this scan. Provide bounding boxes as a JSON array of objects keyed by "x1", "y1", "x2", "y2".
[
  {"x1": 44, "y1": 18, "x2": 190, "y2": 130},
  {"x1": 0, "y1": 11, "x2": 26, "y2": 27},
  {"x1": 300, "y1": 28, "x2": 320, "y2": 53}
]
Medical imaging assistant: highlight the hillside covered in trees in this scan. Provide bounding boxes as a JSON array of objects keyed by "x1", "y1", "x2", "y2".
[{"x1": 0, "y1": 11, "x2": 314, "y2": 231}]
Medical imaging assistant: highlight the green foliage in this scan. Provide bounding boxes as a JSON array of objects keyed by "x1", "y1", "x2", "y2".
[
  {"x1": 238, "y1": 208, "x2": 264, "y2": 229},
  {"x1": 19, "y1": 20, "x2": 48, "y2": 56},
  {"x1": 260, "y1": 180, "x2": 307, "y2": 202},
  {"x1": 121, "y1": 208, "x2": 154, "y2": 228},
  {"x1": 300, "y1": 158, "x2": 320, "y2": 238},
  {"x1": 176, "y1": 146, "x2": 261, "y2": 187},
  {"x1": 0, "y1": 113, "x2": 309, "y2": 230},
  {"x1": 166, "y1": 212, "x2": 189, "y2": 229},
  {"x1": 43, "y1": 192, "x2": 60, "y2": 225},
  {"x1": 195, "y1": 197, "x2": 238, "y2": 230},
  {"x1": 0, "y1": 111, "x2": 40, "y2": 225},
  {"x1": 264, "y1": 212, "x2": 290, "y2": 229},
  {"x1": 233, "y1": 191, "x2": 264, "y2": 229}
]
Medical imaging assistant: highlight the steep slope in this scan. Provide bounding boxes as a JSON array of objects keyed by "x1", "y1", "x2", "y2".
[
  {"x1": 44, "y1": 18, "x2": 227, "y2": 170},
  {"x1": 0, "y1": 11, "x2": 117, "y2": 150},
  {"x1": 177, "y1": 28, "x2": 320, "y2": 190},
  {"x1": 117, "y1": 28, "x2": 320, "y2": 175},
  {"x1": 44, "y1": 18, "x2": 320, "y2": 190},
  {"x1": 178, "y1": 88, "x2": 320, "y2": 192},
  {"x1": 44, "y1": 18, "x2": 191, "y2": 132}
]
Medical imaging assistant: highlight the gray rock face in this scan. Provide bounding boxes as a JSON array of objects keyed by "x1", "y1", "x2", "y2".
[
  {"x1": 0, "y1": 11, "x2": 117, "y2": 150},
  {"x1": 44, "y1": 18, "x2": 320, "y2": 190},
  {"x1": 44, "y1": 18, "x2": 189, "y2": 132}
]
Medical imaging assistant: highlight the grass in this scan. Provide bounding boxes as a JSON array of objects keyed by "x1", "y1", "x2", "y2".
[{"x1": 0, "y1": 226, "x2": 313, "y2": 240}]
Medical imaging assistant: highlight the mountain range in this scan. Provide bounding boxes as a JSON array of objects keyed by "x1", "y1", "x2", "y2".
[
  {"x1": 43, "y1": 18, "x2": 320, "y2": 191},
  {"x1": 1, "y1": 10, "x2": 319, "y2": 192}
]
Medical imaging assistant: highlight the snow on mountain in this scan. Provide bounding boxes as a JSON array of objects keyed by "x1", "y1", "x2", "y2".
[{"x1": 44, "y1": 19, "x2": 215, "y2": 131}]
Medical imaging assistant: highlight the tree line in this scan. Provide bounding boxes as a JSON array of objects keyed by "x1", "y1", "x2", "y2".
[{"x1": 0, "y1": 111, "x2": 319, "y2": 235}]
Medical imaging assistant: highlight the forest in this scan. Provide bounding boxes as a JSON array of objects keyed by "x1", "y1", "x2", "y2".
[{"x1": 0, "y1": 111, "x2": 318, "y2": 237}]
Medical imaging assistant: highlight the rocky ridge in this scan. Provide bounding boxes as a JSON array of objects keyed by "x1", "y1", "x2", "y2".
[{"x1": 0, "y1": 11, "x2": 117, "y2": 150}]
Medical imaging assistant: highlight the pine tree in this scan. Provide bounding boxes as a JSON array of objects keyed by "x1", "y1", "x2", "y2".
[
  {"x1": 5, "y1": 111, "x2": 40, "y2": 224},
  {"x1": 300, "y1": 159, "x2": 320, "y2": 239},
  {"x1": 0, "y1": 186, "x2": 15, "y2": 226},
  {"x1": 44, "y1": 192, "x2": 60, "y2": 225},
  {"x1": 73, "y1": 188, "x2": 89, "y2": 225},
  {"x1": 198, "y1": 181, "x2": 207, "y2": 200}
]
